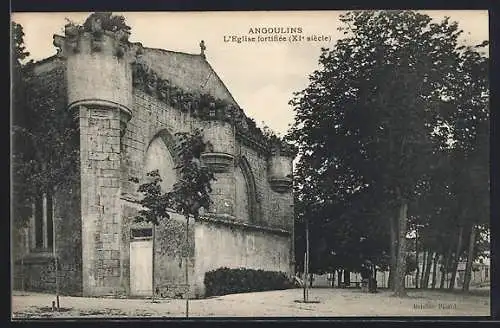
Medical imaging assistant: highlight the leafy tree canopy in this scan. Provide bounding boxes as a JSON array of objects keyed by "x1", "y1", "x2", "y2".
[{"x1": 288, "y1": 10, "x2": 489, "y2": 276}]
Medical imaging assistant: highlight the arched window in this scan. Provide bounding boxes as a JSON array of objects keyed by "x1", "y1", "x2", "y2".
[{"x1": 144, "y1": 131, "x2": 178, "y2": 192}]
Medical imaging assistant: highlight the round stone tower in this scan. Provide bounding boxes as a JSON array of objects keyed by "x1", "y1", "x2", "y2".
[
  {"x1": 267, "y1": 143, "x2": 295, "y2": 276},
  {"x1": 53, "y1": 15, "x2": 135, "y2": 296},
  {"x1": 200, "y1": 120, "x2": 236, "y2": 219},
  {"x1": 267, "y1": 146, "x2": 293, "y2": 193}
]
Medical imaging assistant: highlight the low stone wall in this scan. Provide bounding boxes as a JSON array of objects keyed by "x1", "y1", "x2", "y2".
[
  {"x1": 153, "y1": 212, "x2": 196, "y2": 299},
  {"x1": 121, "y1": 200, "x2": 196, "y2": 298},
  {"x1": 193, "y1": 216, "x2": 293, "y2": 297},
  {"x1": 14, "y1": 254, "x2": 82, "y2": 296}
]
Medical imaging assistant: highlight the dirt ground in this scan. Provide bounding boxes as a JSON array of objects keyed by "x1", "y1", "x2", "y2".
[{"x1": 11, "y1": 287, "x2": 490, "y2": 318}]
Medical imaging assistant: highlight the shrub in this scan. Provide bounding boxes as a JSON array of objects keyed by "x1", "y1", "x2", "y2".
[{"x1": 204, "y1": 267, "x2": 293, "y2": 297}]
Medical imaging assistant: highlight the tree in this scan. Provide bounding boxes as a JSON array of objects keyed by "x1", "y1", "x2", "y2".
[
  {"x1": 12, "y1": 21, "x2": 79, "y2": 229},
  {"x1": 447, "y1": 45, "x2": 489, "y2": 292},
  {"x1": 12, "y1": 21, "x2": 31, "y2": 226},
  {"x1": 11, "y1": 21, "x2": 30, "y2": 69},
  {"x1": 287, "y1": 10, "x2": 488, "y2": 297},
  {"x1": 414, "y1": 40, "x2": 489, "y2": 291},
  {"x1": 131, "y1": 128, "x2": 215, "y2": 317},
  {"x1": 405, "y1": 253, "x2": 418, "y2": 276},
  {"x1": 12, "y1": 20, "x2": 81, "y2": 311}
]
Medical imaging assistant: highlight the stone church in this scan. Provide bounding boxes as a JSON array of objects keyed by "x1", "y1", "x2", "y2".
[{"x1": 12, "y1": 14, "x2": 295, "y2": 298}]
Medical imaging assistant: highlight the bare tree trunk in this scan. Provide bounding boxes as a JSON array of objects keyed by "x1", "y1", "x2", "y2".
[
  {"x1": 439, "y1": 256, "x2": 448, "y2": 289},
  {"x1": 440, "y1": 248, "x2": 452, "y2": 289},
  {"x1": 431, "y1": 253, "x2": 438, "y2": 289},
  {"x1": 462, "y1": 225, "x2": 476, "y2": 292},
  {"x1": 423, "y1": 251, "x2": 433, "y2": 289},
  {"x1": 388, "y1": 215, "x2": 398, "y2": 291},
  {"x1": 419, "y1": 250, "x2": 427, "y2": 287},
  {"x1": 449, "y1": 226, "x2": 464, "y2": 290},
  {"x1": 423, "y1": 251, "x2": 430, "y2": 282},
  {"x1": 304, "y1": 218, "x2": 310, "y2": 302},
  {"x1": 303, "y1": 253, "x2": 307, "y2": 298},
  {"x1": 439, "y1": 263, "x2": 446, "y2": 289},
  {"x1": 415, "y1": 241, "x2": 420, "y2": 289},
  {"x1": 393, "y1": 198, "x2": 408, "y2": 297}
]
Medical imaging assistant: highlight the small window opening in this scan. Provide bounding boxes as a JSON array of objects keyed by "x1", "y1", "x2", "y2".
[{"x1": 131, "y1": 228, "x2": 153, "y2": 240}]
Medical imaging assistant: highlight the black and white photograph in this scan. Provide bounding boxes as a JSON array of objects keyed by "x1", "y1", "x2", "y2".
[{"x1": 10, "y1": 10, "x2": 490, "y2": 318}]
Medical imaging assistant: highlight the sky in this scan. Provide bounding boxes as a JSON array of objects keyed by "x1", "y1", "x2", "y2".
[{"x1": 11, "y1": 10, "x2": 489, "y2": 136}]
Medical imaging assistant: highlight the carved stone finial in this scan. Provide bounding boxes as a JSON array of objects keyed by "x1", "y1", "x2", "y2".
[{"x1": 200, "y1": 40, "x2": 206, "y2": 58}]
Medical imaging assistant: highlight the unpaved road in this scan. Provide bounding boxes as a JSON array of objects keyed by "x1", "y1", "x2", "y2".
[{"x1": 12, "y1": 288, "x2": 490, "y2": 318}]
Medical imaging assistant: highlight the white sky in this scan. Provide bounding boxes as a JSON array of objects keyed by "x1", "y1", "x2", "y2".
[{"x1": 11, "y1": 11, "x2": 488, "y2": 136}]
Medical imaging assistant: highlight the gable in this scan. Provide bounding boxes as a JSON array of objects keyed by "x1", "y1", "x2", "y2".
[{"x1": 140, "y1": 48, "x2": 237, "y2": 106}]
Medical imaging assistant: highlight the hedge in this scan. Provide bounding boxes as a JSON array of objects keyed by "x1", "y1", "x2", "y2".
[{"x1": 204, "y1": 267, "x2": 293, "y2": 297}]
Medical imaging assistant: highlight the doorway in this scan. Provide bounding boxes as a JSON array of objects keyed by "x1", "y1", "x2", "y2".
[{"x1": 130, "y1": 227, "x2": 153, "y2": 297}]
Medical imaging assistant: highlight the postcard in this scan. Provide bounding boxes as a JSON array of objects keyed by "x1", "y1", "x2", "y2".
[{"x1": 11, "y1": 10, "x2": 490, "y2": 319}]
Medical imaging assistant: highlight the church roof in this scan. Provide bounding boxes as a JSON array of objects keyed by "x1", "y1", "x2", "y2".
[
  {"x1": 32, "y1": 45, "x2": 241, "y2": 114},
  {"x1": 29, "y1": 37, "x2": 296, "y2": 157}
]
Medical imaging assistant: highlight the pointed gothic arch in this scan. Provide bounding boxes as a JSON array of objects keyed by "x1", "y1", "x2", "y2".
[
  {"x1": 145, "y1": 129, "x2": 180, "y2": 165},
  {"x1": 144, "y1": 128, "x2": 180, "y2": 192},
  {"x1": 235, "y1": 156, "x2": 259, "y2": 224}
]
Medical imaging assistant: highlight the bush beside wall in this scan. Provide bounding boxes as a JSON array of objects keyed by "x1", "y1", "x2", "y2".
[{"x1": 204, "y1": 267, "x2": 293, "y2": 297}]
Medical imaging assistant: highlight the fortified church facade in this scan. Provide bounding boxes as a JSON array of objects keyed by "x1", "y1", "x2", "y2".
[{"x1": 12, "y1": 13, "x2": 295, "y2": 298}]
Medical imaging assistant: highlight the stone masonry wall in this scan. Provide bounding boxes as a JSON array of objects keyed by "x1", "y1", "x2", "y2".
[
  {"x1": 52, "y1": 185, "x2": 83, "y2": 295},
  {"x1": 79, "y1": 104, "x2": 123, "y2": 296},
  {"x1": 121, "y1": 90, "x2": 192, "y2": 199},
  {"x1": 154, "y1": 212, "x2": 196, "y2": 298},
  {"x1": 120, "y1": 202, "x2": 196, "y2": 298},
  {"x1": 238, "y1": 144, "x2": 268, "y2": 226},
  {"x1": 193, "y1": 219, "x2": 292, "y2": 296},
  {"x1": 238, "y1": 143, "x2": 293, "y2": 231},
  {"x1": 121, "y1": 89, "x2": 294, "y2": 296},
  {"x1": 120, "y1": 91, "x2": 202, "y2": 297},
  {"x1": 126, "y1": 90, "x2": 293, "y2": 231}
]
